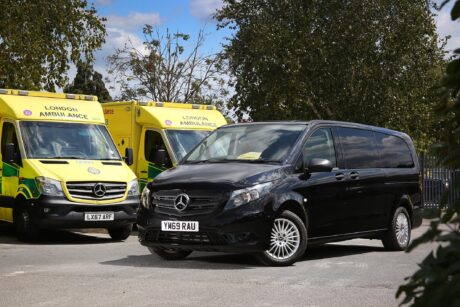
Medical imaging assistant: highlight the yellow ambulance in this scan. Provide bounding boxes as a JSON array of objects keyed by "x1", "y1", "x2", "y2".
[
  {"x1": 102, "y1": 101, "x2": 227, "y2": 190},
  {"x1": 0, "y1": 89, "x2": 139, "y2": 241}
]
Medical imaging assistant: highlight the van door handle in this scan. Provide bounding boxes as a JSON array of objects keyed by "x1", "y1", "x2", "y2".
[
  {"x1": 350, "y1": 172, "x2": 359, "y2": 180},
  {"x1": 335, "y1": 173, "x2": 345, "y2": 181},
  {"x1": 140, "y1": 171, "x2": 147, "y2": 174}
]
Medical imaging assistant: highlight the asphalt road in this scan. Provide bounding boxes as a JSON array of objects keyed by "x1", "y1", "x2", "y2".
[{"x1": 0, "y1": 222, "x2": 435, "y2": 307}]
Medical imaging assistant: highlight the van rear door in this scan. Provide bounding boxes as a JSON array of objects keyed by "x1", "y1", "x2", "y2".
[{"x1": 336, "y1": 127, "x2": 389, "y2": 233}]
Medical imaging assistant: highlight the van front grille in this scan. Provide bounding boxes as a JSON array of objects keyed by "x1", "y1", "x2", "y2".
[
  {"x1": 152, "y1": 191, "x2": 223, "y2": 216},
  {"x1": 66, "y1": 182, "x2": 127, "y2": 200}
]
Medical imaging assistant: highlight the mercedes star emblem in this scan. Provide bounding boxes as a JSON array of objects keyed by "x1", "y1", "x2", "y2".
[
  {"x1": 93, "y1": 183, "x2": 107, "y2": 198},
  {"x1": 174, "y1": 193, "x2": 190, "y2": 212}
]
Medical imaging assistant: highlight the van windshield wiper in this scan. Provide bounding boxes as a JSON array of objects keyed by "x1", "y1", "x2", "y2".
[
  {"x1": 185, "y1": 158, "x2": 280, "y2": 164},
  {"x1": 185, "y1": 158, "x2": 228, "y2": 164}
]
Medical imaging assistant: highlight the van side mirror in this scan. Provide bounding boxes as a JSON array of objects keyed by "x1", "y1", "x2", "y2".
[
  {"x1": 3, "y1": 143, "x2": 17, "y2": 164},
  {"x1": 306, "y1": 158, "x2": 333, "y2": 174},
  {"x1": 153, "y1": 149, "x2": 168, "y2": 167},
  {"x1": 124, "y1": 147, "x2": 134, "y2": 166}
]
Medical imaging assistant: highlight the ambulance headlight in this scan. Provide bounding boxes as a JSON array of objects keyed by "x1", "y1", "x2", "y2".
[
  {"x1": 35, "y1": 177, "x2": 64, "y2": 197},
  {"x1": 127, "y1": 179, "x2": 140, "y2": 196}
]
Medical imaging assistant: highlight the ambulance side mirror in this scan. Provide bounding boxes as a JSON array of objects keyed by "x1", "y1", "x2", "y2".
[
  {"x1": 3, "y1": 143, "x2": 16, "y2": 164},
  {"x1": 154, "y1": 149, "x2": 168, "y2": 167},
  {"x1": 124, "y1": 147, "x2": 134, "y2": 166}
]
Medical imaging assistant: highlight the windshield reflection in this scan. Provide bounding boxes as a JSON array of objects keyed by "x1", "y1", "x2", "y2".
[
  {"x1": 20, "y1": 121, "x2": 121, "y2": 160},
  {"x1": 165, "y1": 130, "x2": 210, "y2": 161},
  {"x1": 185, "y1": 124, "x2": 305, "y2": 164}
]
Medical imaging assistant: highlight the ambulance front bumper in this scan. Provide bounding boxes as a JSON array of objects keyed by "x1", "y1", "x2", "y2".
[{"x1": 29, "y1": 195, "x2": 139, "y2": 229}]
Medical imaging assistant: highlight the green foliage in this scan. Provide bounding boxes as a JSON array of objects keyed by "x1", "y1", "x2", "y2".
[
  {"x1": 64, "y1": 62, "x2": 112, "y2": 102},
  {"x1": 396, "y1": 1, "x2": 460, "y2": 306},
  {"x1": 0, "y1": 0, "x2": 106, "y2": 91},
  {"x1": 107, "y1": 26, "x2": 230, "y2": 107},
  {"x1": 216, "y1": 0, "x2": 446, "y2": 149},
  {"x1": 396, "y1": 194, "x2": 460, "y2": 306}
]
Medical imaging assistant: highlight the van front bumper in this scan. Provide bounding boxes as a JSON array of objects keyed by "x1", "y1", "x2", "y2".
[
  {"x1": 137, "y1": 199, "x2": 273, "y2": 253},
  {"x1": 29, "y1": 195, "x2": 139, "y2": 229}
]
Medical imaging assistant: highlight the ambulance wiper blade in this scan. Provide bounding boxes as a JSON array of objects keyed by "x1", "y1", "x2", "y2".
[{"x1": 47, "y1": 156, "x2": 82, "y2": 159}]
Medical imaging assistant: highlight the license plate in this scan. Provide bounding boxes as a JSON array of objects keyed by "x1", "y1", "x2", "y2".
[
  {"x1": 84, "y1": 212, "x2": 114, "y2": 221},
  {"x1": 161, "y1": 221, "x2": 199, "y2": 232}
]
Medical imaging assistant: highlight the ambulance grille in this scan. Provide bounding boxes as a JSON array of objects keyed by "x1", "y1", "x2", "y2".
[{"x1": 66, "y1": 182, "x2": 127, "y2": 200}]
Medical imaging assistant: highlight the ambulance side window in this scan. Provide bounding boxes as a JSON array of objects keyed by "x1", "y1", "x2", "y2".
[
  {"x1": 1, "y1": 122, "x2": 21, "y2": 164},
  {"x1": 144, "y1": 130, "x2": 172, "y2": 167}
]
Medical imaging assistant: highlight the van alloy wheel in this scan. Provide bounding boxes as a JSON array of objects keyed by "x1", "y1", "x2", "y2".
[
  {"x1": 267, "y1": 218, "x2": 301, "y2": 260},
  {"x1": 382, "y1": 206, "x2": 411, "y2": 251},
  {"x1": 257, "y1": 210, "x2": 307, "y2": 266},
  {"x1": 395, "y1": 212, "x2": 409, "y2": 247}
]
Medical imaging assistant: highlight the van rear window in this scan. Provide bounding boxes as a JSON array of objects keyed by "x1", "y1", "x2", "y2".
[
  {"x1": 337, "y1": 127, "x2": 380, "y2": 169},
  {"x1": 374, "y1": 132, "x2": 414, "y2": 168}
]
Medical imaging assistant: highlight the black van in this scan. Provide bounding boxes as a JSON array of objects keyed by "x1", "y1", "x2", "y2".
[{"x1": 137, "y1": 121, "x2": 423, "y2": 266}]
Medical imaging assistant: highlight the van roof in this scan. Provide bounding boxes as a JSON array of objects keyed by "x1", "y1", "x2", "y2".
[
  {"x1": 0, "y1": 89, "x2": 104, "y2": 124},
  {"x1": 220, "y1": 120, "x2": 411, "y2": 139}
]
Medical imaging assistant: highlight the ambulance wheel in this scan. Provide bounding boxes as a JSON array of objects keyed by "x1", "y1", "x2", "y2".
[
  {"x1": 15, "y1": 206, "x2": 40, "y2": 242},
  {"x1": 108, "y1": 224, "x2": 132, "y2": 241}
]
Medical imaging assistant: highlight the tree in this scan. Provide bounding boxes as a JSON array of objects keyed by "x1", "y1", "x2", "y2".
[
  {"x1": 64, "y1": 63, "x2": 112, "y2": 102},
  {"x1": 216, "y1": 0, "x2": 446, "y2": 149},
  {"x1": 0, "y1": 0, "x2": 106, "y2": 91},
  {"x1": 396, "y1": 1, "x2": 460, "y2": 306},
  {"x1": 107, "y1": 25, "x2": 229, "y2": 105}
]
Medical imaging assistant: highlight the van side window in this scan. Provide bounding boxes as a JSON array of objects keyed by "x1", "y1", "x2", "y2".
[
  {"x1": 1, "y1": 122, "x2": 21, "y2": 163},
  {"x1": 374, "y1": 132, "x2": 414, "y2": 168},
  {"x1": 144, "y1": 130, "x2": 172, "y2": 167},
  {"x1": 338, "y1": 127, "x2": 379, "y2": 169},
  {"x1": 302, "y1": 128, "x2": 337, "y2": 168}
]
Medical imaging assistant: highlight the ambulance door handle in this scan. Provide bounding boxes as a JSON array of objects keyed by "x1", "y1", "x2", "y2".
[{"x1": 140, "y1": 171, "x2": 147, "y2": 174}]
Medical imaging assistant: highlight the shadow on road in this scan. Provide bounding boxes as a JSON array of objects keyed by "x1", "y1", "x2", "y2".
[
  {"x1": 303, "y1": 243, "x2": 384, "y2": 261},
  {"x1": 101, "y1": 242, "x2": 384, "y2": 269},
  {"x1": 100, "y1": 252, "x2": 261, "y2": 270},
  {"x1": 0, "y1": 223, "x2": 115, "y2": 245}
]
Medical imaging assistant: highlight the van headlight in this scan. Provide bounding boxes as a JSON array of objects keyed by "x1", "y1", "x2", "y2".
[
  {"x1": 127, "y1": 179, "x2": 140, "y2": 196},
  {"x1": 35, "y1": 177, "x2": 64, "y2": 196},
  {"x1": 141, "y1": 186, "x2": 151, "y2": 209},
  {"x1": 226, "y1": 182, "x2": 273, "y2": 210}
]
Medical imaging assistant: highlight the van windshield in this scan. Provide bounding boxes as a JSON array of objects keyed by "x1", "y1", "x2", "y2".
[
  {"x1": 165, "y1": 130, "x2": 210, "y2": 161},
  {"x1": 185, "y1": 124, "x2": 306, "y2": 164},
  {"x1": 20, "y1": 121, "x2": 121, "y2": 160}
]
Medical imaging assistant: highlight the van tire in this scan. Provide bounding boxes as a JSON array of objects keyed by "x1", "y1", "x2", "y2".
[
  {"x1": 382, "y1": 207, "x2": 411, "y2": 251},
  {"x1": 257, "y1": 210, "x2": 307, "y2": 266},
  {"x1": 108, "y1": 224, "x2": 132, "y2": 241},
  {"x1": 149, "y1": 247, "x2": 192, "y2": 260},
  {"x1": 15, "y1": 207, "x2": 40, "y2": 242}
]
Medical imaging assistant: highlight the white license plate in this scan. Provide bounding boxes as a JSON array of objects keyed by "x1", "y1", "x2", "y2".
[
  {"x1": 161, "y1": 221, "x2": 199, "y2": 232},
  {"x1": 84, "y1": 212, "x2": 114, "y2": 221}
]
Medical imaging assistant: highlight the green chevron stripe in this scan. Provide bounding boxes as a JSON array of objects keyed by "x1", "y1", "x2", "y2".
[
  {"x1": 21, "y1": 178, "x2": 40, "y2": 198},
  {"x1": 2, "y1": 163, "x2": 18, "y2": 177}
]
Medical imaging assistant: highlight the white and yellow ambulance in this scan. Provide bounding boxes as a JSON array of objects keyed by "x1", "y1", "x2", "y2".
[
  {"x1": 0, "y1": 89, "x2": 139, "y2": 241},
  {"x1": 102, "y1": 101, "x2": 227, "y2": 190}
]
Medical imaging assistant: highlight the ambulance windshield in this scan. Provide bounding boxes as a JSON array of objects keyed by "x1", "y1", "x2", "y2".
[
  {"x1": 165, "y1": 130, "x2": 210, "y2": 161},
  {"x1": 20, "y1": 121, "x2": 121, "y2": 160}
]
